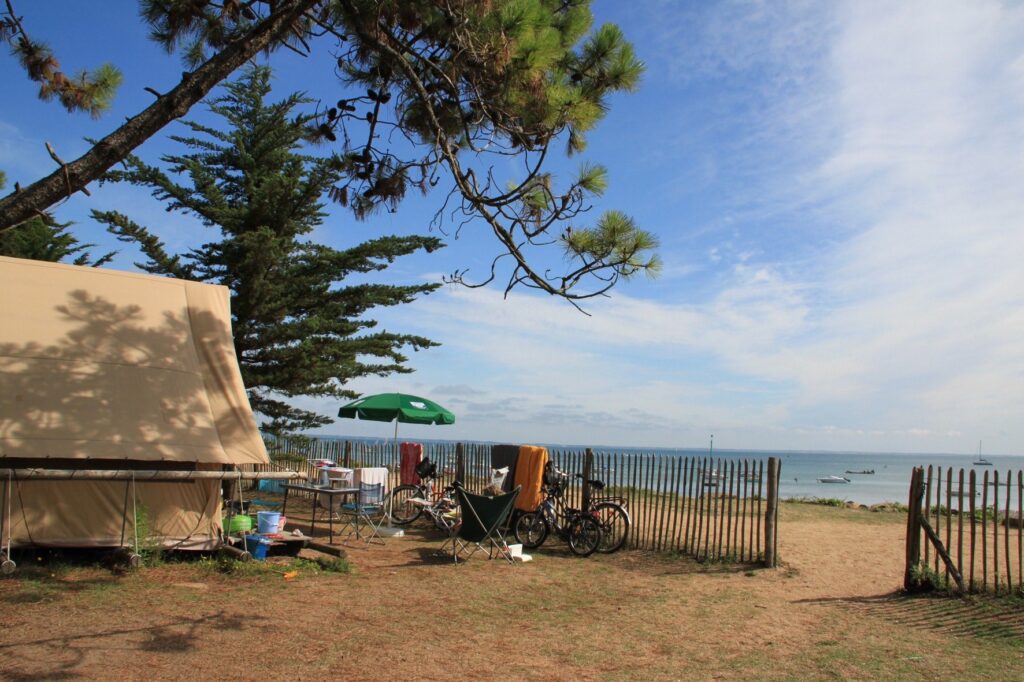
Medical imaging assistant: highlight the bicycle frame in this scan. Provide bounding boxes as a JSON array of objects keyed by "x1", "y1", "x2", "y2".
[
  {"x1": 538, "y1": 480, "x2": 585, "y2": 539},
  {"x1": 407, "y1": 476, "x2": 458, "y2": 528}
]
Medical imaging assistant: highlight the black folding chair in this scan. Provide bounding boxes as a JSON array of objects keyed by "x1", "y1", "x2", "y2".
[{"x1": 448, "y1": 484, "x2": 521, "y2": 564}]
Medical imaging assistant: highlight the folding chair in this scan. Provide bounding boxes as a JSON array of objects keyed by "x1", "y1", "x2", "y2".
[
  {"x1": 448, "y1": 484, "x2": 521, "y2": 564},
  {"x1": 341, "y1": 482, "x2": 386, "y2": 545}
]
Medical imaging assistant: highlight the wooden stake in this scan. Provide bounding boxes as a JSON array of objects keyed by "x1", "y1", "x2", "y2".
[
  {"x1": 957, "y1": 468, "x2": 964, "y2": 586},
  {"x1": 969, "y1": 469, "x2": 977, "y2": 592},
  {"x1": 904, "y1": 467, "x2": 924, "y2": 590},
  {"x1": 455, "y1": 442, "x2": 465, "y2": 483},
  {"x1": 924, "y1": 465, "x2": 932, "y2": 567},
  {"x1": 306, "y1": 541, "x2": 346, "y2": 558},
  {"x1": 945, "y1": 467, "x2": 953, "y2": 587},
  {"x1": 982, "y1": 469, "x2": 988, "y2": 591},
  {"x1": 1004, "y1": 470, "x2": 1012, "y2": 593},
  {"x1": 764, "y1": 457, "x2": 780, "y2": 568},
  {"x1": 582, "y1": 448, "x2": 594, "y2": 513},
  {"x1": 920, "y1": 515, "x2": 965, "y2": 592},
  {"x1": 756, "y1": 460, "x2": 763, "y2": 560},
  {"x1": 993, "y1": 470, "x2": 999, "y2": 594}
]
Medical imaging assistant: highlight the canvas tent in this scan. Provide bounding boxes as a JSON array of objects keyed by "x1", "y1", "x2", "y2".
[{"x1": 0, "y1": 255, "x2": 270, "y2": 550}]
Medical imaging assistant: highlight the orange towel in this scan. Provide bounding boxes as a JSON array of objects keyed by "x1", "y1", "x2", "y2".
[
  {"x1": 399, "y1": 442, "x2": 422, "y2": 485},
  {"x1": 513, "y1": 445, "x2": 548, "y2": 511}
]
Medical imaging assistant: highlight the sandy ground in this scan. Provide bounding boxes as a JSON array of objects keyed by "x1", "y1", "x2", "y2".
[{"x1": 1, "y1": 503, "x2": 1021, "y2": 681}]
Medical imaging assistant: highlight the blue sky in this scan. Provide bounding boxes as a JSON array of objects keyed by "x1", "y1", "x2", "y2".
[{"x1": 3, "y1": 1, "x2": 1023, "y2": 455}]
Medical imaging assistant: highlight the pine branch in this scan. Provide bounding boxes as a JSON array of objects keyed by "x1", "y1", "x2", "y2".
[{"x1": 0, "y1": 0, "x2": 320, "y2": 232}]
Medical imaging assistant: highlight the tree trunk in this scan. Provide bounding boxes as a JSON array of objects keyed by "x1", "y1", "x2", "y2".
[{"x1": 0, "y1": 0, "x2": 319, "y2": 232}]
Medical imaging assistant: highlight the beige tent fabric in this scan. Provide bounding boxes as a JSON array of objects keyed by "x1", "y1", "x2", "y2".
[
  {"x1": 0, "y1": 256, "x2": 268, "y2": 465},
  {"x1": 6, "y1": 479, "x2": 223, "y2": 549}
]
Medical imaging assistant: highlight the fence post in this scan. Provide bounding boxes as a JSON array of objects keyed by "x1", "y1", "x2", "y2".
[
  {"x1": 455, "y1": 442, "x2": 465, "y2": 482},
  {"x1": 343, "y1": 440, "x2": 352, "y2": 468},
  {"x1": 904, "y1": 466, "x2": 924, "y2": 590},
  {"x1": 763, "y1": 457, "x2": 780, "y2": 567},
  {"x1": 582, "y1": 448, "x2": 594, "y2": 511}
]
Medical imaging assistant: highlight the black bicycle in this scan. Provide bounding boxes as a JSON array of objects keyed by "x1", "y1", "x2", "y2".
[
  {"x1": 583, "y1": 478, "x2": 631, "y2": 554},
  {"x1": 513, "y1": 464, "x2": 603, "y2": 557}
]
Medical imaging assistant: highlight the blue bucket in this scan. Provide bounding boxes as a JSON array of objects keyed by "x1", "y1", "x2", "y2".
[
  {"x1": 256, "y1": 511, "x2": 281, "y2": 534},
  {"x1": 243, "y1": 534, "x2": 271, "y2": 560}
]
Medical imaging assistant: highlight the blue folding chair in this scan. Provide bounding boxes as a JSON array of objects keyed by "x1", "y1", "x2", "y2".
[{"x1": 341, "y1": 482, "x2": 386, "y2": 545}]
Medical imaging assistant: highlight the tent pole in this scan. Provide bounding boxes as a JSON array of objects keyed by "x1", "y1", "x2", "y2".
[{"x1": 0, "y1": 469, "x2": 302, "y2": 481}]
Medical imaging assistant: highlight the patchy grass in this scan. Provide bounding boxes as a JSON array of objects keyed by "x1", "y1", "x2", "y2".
[{"x1": 0, "y1": 502, "x2": 1021, "y2": 680}]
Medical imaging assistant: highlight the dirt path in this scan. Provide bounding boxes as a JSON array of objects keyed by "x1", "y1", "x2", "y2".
[{"x1": 0, "y1": 505, "x2": 1020, "y2": 681}]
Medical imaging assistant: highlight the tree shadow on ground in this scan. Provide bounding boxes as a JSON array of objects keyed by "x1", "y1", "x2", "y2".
[
  {"x1": 604, "y1": 549, "x2": 766, "y2": 577},
  {"x1": 0, "y1": 609, "x2": 261, "y2": 680},
  {"x1": 792, "y1": 592, "x2": 1024, "y2": 641}
]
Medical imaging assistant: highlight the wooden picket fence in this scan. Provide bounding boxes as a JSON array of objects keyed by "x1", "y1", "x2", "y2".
[
  {"x1": 904, "y1": 465, "x2": 1023, "y2": 595},
  {"x1": 545, "y1": 450, "x2": 780, "y2": 565},
  {"x1": 254, "y1": 438, "x2": 781, "y2": 566}
]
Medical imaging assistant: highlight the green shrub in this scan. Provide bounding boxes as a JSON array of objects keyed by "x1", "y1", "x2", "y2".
[{"x1": 784, "y1": 496, "x2": 848, "y2": 507}]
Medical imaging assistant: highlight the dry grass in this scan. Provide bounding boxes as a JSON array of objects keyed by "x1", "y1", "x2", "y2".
[{"x1": 0, "y1": 502, "x2": 1021, "y2": 680}]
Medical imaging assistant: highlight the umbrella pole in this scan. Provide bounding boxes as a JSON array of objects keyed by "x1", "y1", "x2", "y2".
[{"x1": 389, "y1": 419, "x2": 398, "y2": 528}]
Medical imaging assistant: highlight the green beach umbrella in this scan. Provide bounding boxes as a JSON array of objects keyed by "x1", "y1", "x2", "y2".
[{"x1": 337, "y1": 392, "x2": 455, "y2": 440}]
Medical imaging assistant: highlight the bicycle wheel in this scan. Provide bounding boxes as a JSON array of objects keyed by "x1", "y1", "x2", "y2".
[
  {"x1": 431, "y1": 494, "x2": 458, "y2": 531},
  {"x1": 386, "y1": 485, "x2": 423, "y2": 525},
  {"x1": 567, "y1": 515, "x2": 601, "y2": 557},
  {"x1": 514, "y1": 511, "x2": 549, "y2": 549},
  {"x1": 592, "y1": 502, "x2": 630, "y2": 553}
]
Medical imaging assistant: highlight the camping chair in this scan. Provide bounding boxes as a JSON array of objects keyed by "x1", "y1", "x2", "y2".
[
  {"x1": 340, "y1": 482, "x2": 386, "y2": 545},
  {"x1": 447, "y1": 484, "x2": 521, "y2": 564}
]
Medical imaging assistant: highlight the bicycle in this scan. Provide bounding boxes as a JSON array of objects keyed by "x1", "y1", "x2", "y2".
[
  {"x1": 386, "y1": 458, "x2": 458, "y2": 531},
  {"x1": 582, "y1": 477, "x2": 631, "y2": 554},
  {"x1": 512, "y1": 464, "x2": 603, "y2": 557}
]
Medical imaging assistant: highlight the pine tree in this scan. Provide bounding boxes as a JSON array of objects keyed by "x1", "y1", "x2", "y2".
[
  {"x1": 0, "y1": 173, "x2": 113, "y2": 265},
  {"x1": 92, "y1": 66, "x2": 442, "y2": 435}
]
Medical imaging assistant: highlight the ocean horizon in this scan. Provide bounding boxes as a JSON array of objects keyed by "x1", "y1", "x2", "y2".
[{"x1": 306, "y1": 434, "x2": 1024, "y2": 507}]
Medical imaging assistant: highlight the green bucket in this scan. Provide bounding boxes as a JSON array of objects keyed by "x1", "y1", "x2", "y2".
[{"x1": 225, "y1": 514, "x2": 253, "y2": 533}]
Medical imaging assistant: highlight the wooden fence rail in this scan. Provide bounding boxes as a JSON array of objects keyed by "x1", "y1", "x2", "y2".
[
  {"x1": 258, "y1": 438, "x2": 781, "y2": 567},
  {"x1": 905, "y1": 465, "x2": 1023, "y2": 595}
]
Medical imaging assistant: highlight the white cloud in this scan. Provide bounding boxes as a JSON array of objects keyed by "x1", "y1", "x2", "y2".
[{"x1": 297, "y1": 1, "x2": 1024, "y2": 455}]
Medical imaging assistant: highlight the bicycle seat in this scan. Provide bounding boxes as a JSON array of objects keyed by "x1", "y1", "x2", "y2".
[{"x1": 588, "y1": 479, "x2": 605, "y2": 490}]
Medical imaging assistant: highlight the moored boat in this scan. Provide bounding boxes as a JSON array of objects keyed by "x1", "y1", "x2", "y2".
[
  {"x1": 817, "y1": 475, "x2": 851, "y2": 484},
  {"x1": 973, "y1": 440, "x2": 992, "y2": 466}
]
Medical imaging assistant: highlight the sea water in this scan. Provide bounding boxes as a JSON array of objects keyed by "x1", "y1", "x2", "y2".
[
  {"x1": 309, "y1": 435, "x2": 1024, "y2": 507},
  {"x1": 586, "y1": 447, "x2": 1024, "y2": 507}
]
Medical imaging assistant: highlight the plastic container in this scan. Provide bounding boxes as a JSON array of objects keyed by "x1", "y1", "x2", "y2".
[
  {"x1": 257, "y1": 479, "x2": 284, "y2": 494},
  {"x1": 243, "y1": 534, "x2": 271, "y2": 560},
  {"x1": 277, "y1": 515, "x2": 287, "y2": 532},
  {"x1": 256, "y1": 511, "x2": 281, "y2": 534},
  {"x1": 225, "y1": 514, "x2": 252, "y2": 533}
]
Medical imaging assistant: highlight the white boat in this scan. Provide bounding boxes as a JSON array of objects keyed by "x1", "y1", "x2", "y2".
[
  {"x1": 699, "y1": 467, "x2": 726, "y2": 487},
  {"x1": 973, "y1": 440, "x2": 992, "y2": 466},
  {"x1": 817, "y1": 475, "x2": 851, "y2": 484}
]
